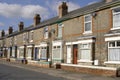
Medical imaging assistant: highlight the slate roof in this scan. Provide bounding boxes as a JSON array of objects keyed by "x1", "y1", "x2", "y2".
[{"x1": 1, "y1": 0, "x2": 120, "y2": 38}]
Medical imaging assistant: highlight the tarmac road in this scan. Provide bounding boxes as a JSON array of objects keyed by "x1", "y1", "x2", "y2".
[{"x1": 0, "y1": 63, "x2": 67, "y2": 80}]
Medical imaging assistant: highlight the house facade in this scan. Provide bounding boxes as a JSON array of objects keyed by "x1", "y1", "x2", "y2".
[{"x1": 0, "y1": 0, "x2": 120, "y2": 76}]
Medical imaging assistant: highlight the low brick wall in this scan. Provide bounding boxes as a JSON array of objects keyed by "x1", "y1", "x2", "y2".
[
  {"x1": 61, "y1": 64, "x2": 120, "y2": 77},
  {"x1": 28, "y1": 61, "x2": 51, "y2": 68}
]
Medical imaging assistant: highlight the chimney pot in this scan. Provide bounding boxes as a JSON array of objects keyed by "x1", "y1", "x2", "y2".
[
  {"x1": 18, "y1": 21, "x2": 24, "y2": 31},
  {"x1": 34, "y1": 14, "x2": 41, "y2": 27},
  {"x1": 1, "y1": 30, "x2": 5, "y2": 37},
  {"x1": 58, "y1": 2, "x2": 68, "y2": 18},
  {"x1": 8, "y1": 26, "x2": 13, "y2": 34}
]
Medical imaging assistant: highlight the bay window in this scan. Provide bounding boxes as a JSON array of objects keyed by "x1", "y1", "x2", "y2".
[
  {"x1": 108, "y1": 41, "x2": 120, "y2": 61},
  {"x1": 40, "y1": 47, "x2": 47, "y2": 60},
  {"x1": 78, "y1": 43, "x2": 91, "y2": 61}
]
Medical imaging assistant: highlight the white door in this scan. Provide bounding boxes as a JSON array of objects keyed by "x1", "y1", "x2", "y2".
[{"x1": 67, "y1": 46, "x2": 72, "y2": 63}]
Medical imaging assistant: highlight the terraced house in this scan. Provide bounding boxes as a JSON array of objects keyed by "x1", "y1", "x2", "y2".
[{"x1": 1, "y1": 0, "x2": 120, "y2": 76}]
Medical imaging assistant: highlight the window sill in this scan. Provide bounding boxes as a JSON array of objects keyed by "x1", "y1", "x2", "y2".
[
  {"x1": 83, "y1": 31, "x2": 92, "y2": 35},
  {"x1": 111, "y1": 27, "x2": 120, "y2": 30},
  {"x1": 104, "y1": 61, "x2": 120, "y2": 64},
  {"x1": 30, "y1": 40, "x2": 33, "y2": 42},
  {"x1": 77, "y1": 60, "x2": 93, "y2": 63}
]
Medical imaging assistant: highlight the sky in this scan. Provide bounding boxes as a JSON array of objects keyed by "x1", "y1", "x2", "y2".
[{"x1": 0, "y1": 0, "x2": 101, "y2": 33}]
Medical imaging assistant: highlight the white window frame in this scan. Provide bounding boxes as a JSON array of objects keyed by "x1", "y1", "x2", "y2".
[
  {"x1": 44, "y1": 26, "x2": 48, "y2": 39},
  {"x1": 52, "y1": 45, "x2": 62, "y2": 60},
  {"x1": 108, "y1": 41, "x2": 120, "y2": 62},
  {"x1": 84, "y1": 14, "x2": 92, "y2": 34},
  {"x1": 40, "y1": 47, "x2": 47, "y2": 59},
  {"x1": 14, "y1": 36, "x2": 17, "y2": 45},
  {"x1": 78, "y1": 43, "x2": 92, "y2": 62},
  {"x1": 10, "y1": 38, "x2": 13, "y2": 45},
  {"x1": 52, "y1": 41, "x2": 62, "y2": 60},
  {"x1": 23, "y1": 33, "x2": 26, "y2": 43},
  {"x1": 18, "y1": 47, "x2": 24, "y2": 59},
  {"x1": 29, "y1": 31, "x2": 33, "y2": 42},
  {"x1": 111, "y1": 7, "x2": 120, "y2": 30},
  {"x1": 58, "y1": 23, "x2": 63, "y2": 38}
]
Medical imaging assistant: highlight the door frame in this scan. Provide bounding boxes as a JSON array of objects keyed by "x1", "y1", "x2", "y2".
[{"x1": 67, "y1": 45, "x2": 72, "y2": 63}]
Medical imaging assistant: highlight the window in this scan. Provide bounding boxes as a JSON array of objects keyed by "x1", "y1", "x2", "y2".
[
  {"x1": 78, "y1": 43, "x2": 91, "y2": 61},
  {"x1": 19, "y1": 48, "x2": 24, "y2": 58},
  {"x1": 29, "y1": 31, "x2": 33, "y2": 42},
  {"x1": 14, "y1": 36, "x2": 17, "y2": 45},
  {"x1": 52, "y1": 46, "x2": 61, "y2": 59},
  {"x1": 113, "y1": 7, "x2": 120, "y2": 29},
  {"x1": 40, "y1": 47, "x2": 47, "y2": 59},
  {"x1": 44, "y1": 26, "x2": 48, "y2": 39},
  {"x1": 58, "y1": 23, "x2": 63, "y2": 38},
  {"x1": 84, "y1": 14, "x2": 92, "y2": 33},
  {"x1": 27, "y1": 48, "x2": 32, "y2": 59},
  {"x1": 12, "y1": 47, "x2": 15, "y2": 58},
  {"x1": 10, "y1": 38, "x2": 13, "y2": 45},
  {"x1": 23, "y1": 33, "x2": 26, "y2": 42},
  {"x1": 108, "y1": 41, "x2": 120, "y2": 61}
]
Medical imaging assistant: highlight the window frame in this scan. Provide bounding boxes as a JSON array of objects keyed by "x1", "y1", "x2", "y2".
[
  {"x1": 40, "y1": 46, "x2": 47, "y2": 60},
  {"x1": 108, "y1": 41, "x2": 120, "y2": 61},
  {"x1": 52, "y1": 45, "x2": 62, "y2": 60},
  {"x1": 58, "y1": 23, "x2": 63, "y2": 38},
  {"x1": 84, "y1": 14, "x2": 92, "y2": 34},
  {"x1": 44, "y1": 26, "x2": 49, "y2": 39},
  {"x1": 23, "y1": 33, "x2": 26, "y2": 43},
  {"x1": 78, "y1": 43, "x2": 92, "y2": 61},
  {"x1": 112, "y1": 7, "x2": 120, "y2": 30},
  {"x1": 29, "y1": 31, "x2": 34, "y2": 42}
]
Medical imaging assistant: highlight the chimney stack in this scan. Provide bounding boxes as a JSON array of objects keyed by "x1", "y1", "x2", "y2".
[
  {"x1": 1, "y1": 30, "x2": 5, "y2": 37},
  {"x1": 18, "y1": 22, "x2": 24, "y2": 31},
  {"x1": 8, "y1": 27, "x2": 13, "y2": 34},
  {"x1": 34, "y1": 14, "x2": 41, "y2": 27},
  {"x1": 58, "y1": 2, "x2": 68, "y2": 18}
]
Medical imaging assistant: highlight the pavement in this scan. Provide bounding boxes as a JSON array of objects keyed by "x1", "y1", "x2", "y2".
[{"x1": 0, "y1": 58, "x2": 120, "y2": 80}]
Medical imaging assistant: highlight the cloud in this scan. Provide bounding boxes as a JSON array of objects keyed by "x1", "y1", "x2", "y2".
[
  {"x1": 0, "y1": 22, "x2": 4, "y2": 26},
  {"x1": 46, "y1": 1, "x2": 80, "y2": 16},
  {"x1": 0, "y1": 3, "x2": 49, "y2": 19}
]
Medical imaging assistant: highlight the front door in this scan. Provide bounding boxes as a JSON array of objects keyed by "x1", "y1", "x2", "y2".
[
  {"x1": 67, "y1": 45, "x2": 72, "y2": 63},
  {"x1": 73, "y1": 45, "x2": 78, "y2": 64},
  {"x1": 34, "y1": 48, "x2": 39, "y2": 60}
]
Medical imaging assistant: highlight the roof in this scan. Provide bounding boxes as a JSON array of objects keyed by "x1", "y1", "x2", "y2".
[{"x1": 1, "y1": 0, "x2": 120, "y2": 38}]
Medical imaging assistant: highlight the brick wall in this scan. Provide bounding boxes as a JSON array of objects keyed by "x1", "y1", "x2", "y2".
[{"x1": 61, "y1": 64, "x2": 119, "y2": 77}]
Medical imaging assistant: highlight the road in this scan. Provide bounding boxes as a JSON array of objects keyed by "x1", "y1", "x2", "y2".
[{"x1": 0, "y1": 63, "x2": 67, "y2": 80}]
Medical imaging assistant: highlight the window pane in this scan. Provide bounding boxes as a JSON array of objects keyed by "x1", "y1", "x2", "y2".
[
  {"x1": 57, "y1": 46, "x2": 60, "y2": 48},
  {"x1": 81, "y1": 49, "x2": 91, "y2": 60},
  {"x1": 27, "y1": 48, "x2": 32, "y2": 59},
  {"x1": 113, "y1": 8, "x2": 120, "y2": 13},
  {"x1": 85, "y1": 15, "x2": 91, "y2": 22},
  {"x1": 109, "y1": 42, "x2": 115, "y2": 47},
  {"x1": 109, "y1": 48, "x2": 120, "y2": 61},
  {"x1": 113, "y1": 14, "x2": 120, "y2": 28},
  {"x1": 19, "y1": 48, "x2": 24, "y2": 58},
  {"x1": 80, "y1": 44, "x2": 89, "y2": 49},
  {"x1": 58, "y1": 23, "x2": 63, "y2": 38},
  {"x1": 52, "y1": 48, "x2": 61, "y2": 59},
  {"x1": 85, "y1": 23, "x2": 91, "y2": 31},
  {"x1": 117, "y1": 41, "x2": 120, "y2": 47},
  {"x1": 41, "y1": 49, "x2": 47, "y2": 59}
]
